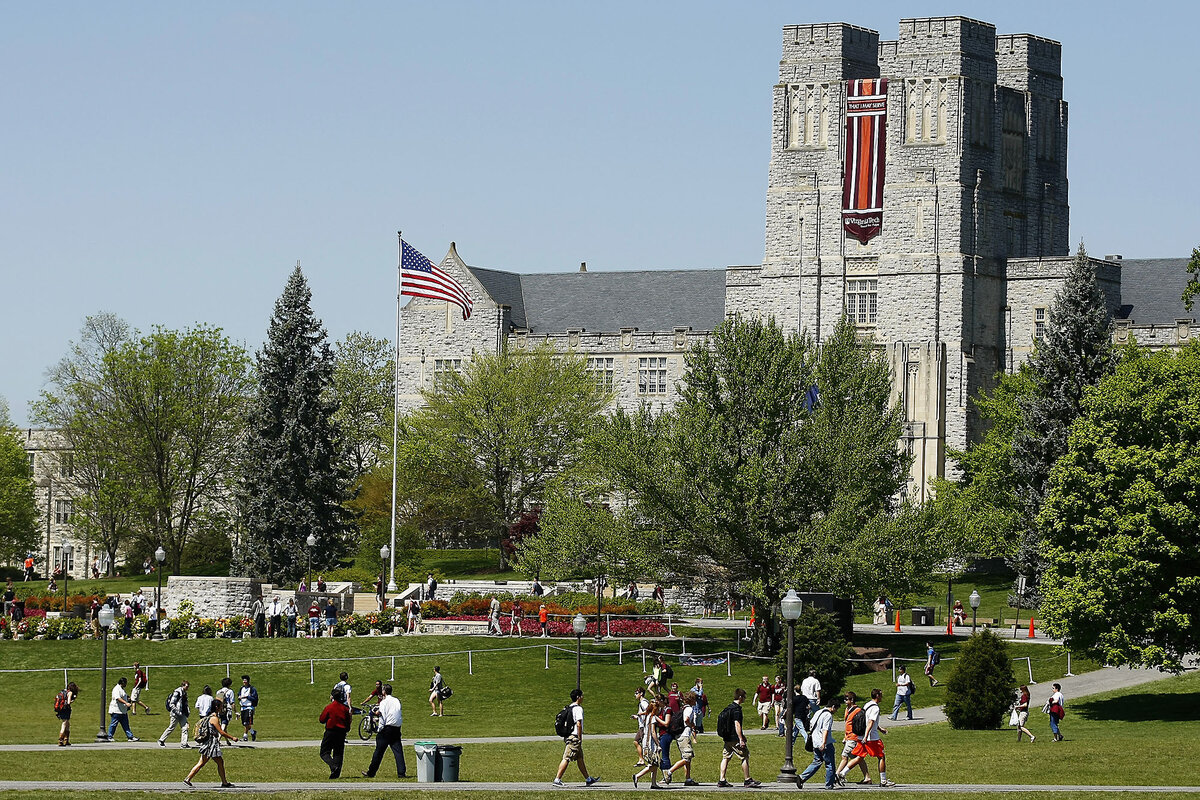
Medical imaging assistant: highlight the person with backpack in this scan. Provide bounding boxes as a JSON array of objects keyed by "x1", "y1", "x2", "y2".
[
  {"x1": 716, "y1": 688, "x2": 761, "y2": 788},
  {"x1": 238, "y1": 675, "x2": 259, "y2": 741},
  {"x1": 890, "y1": 665, "x2": 915, "y2": 721},
  {"x1": 334, "y1": 672, "x2": 353, "y2": 711},
  {"x1": 632, "y1": 694, "x2": 664, "y2": 789},
  {"x1": 656, "y1": 692, "x2": 681, "y2": 781},
  {"x1": 216, "y1": 678, "x2": 236, "y2": 730},
  {"x1": 54, "y1": 682, "x2": 79, "y2": 746},
  {"x1": 663, "y1": 690, "x2": 701, "y2": 786},
  {"x1": 797, "y1": 694, "x2": 839, "y2": 788},
  {"x1": 837, "y1": 688, "x2": 895, "y2": 787},
  {"x1": 552, "y1": 688, "x2": 600, "y2": 787},
  {"x1": 924, "y1": 641, "x2": 941, "y2": 687},
  {"x1": 158, "y1": 680, "x2": 190, "y2": 747},
  {"x1": 183, "y1": 698, "x2": 238, "y2": 788},
  {"x1": 836, "y1": 692, "x2": 871, "y2": 785}
]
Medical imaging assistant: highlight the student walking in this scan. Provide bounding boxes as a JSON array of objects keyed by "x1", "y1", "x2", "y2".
[
  {"x1": 216, "y1": 678, "x2": 235, "y2": 730},
  {"x1": 55, "y1": 682, "x2": 79, "y2": 746},
  {"x1": 553, "y1": 688, "x2": 600, "y2": 787},
  {"x1": 488, "y1": 596, "x2": 502, "y2": 636},
  {"x1": 510, "y1": 601, "x2": 525, "y2": 637},
  {"x1": 1015, "y1": 685, "x2": 1036, "y2": 743},
  {"x1": 889, "y1": 666, "x2": 914, "y2": 720},
  {"x1": 158, "y1": 680, "x2": 190, "y2": 747},
  {"x1": 663, "y1": 690, "x2": 700, "y2": 786},
  {"x1": 107, "y1": 677, "x2": 139, "y2": 741},
  {"x1": 836, "y1": 692, "x2": 871, "y2": 784},
  {"x1": 195, "y1": 685, "x2": 214, "y2": 718},
  {"x1": 361, "y1": 683, "x2": 407, "y2": 779},
  {"x1": 798, "y1": 694, "x2": 839, "y2": 788},
  {"x1": 238, "y1": 675, "x2": 259, "y2": 741},
  {"x1": 334, "y1": 672, "x2": 353, "y2": 710},
  {"x1": 308, "y1": 601, "x2": 321, "y2": 637},
  {"x1": 633, "y1": 694, "x2": 664, "y2": 789},
  {"x1": 319, "y1": 688, "x2": 352, "y2": 778},
  {"x1": 838, "y1": 688, "x2": 895, "y2": 787},
  {"x1": 632, "y1": 687, "x2": 650, "y2": 767},
  {"x1": 324, "y1": 600, "x2": 338, "y2": 637},
  {"x1": 924, "y1": 642, "x2": 941, "y2": 687},
  {"x1": 754, "y1": 677, "x2": 773, "y2": 730},
  {"x1": 130, "y1": 662, "x2": 151, "y2": 715},
  {"x1": 716, "y1": 688, "x2": 760, "y2": 788},
  {"x1": 183, "y1": 698, "x2": 238, "y2": 788},
  {"x1": 429, "y1": 666, "x2": 446, "y2": 717},
  {"x1": 800, "y1": 670, "x2": 822, "y2": 716},
  {"x1": 1046, "y1": 683, "x2": 1066, "y2": 742}
]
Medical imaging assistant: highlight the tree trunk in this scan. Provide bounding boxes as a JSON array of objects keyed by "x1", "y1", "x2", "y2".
[{"x1": 752, "y1": 606, "x2": 778, "y2": 656}]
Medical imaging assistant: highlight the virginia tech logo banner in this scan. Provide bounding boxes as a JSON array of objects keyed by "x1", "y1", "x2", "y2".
[{"x1": 842, "y1": 78, "x2": 888, "y2": 245}]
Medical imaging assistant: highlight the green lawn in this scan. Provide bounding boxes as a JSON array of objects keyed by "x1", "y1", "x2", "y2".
[
  {"x1": 416, "y1": 548, "x2": 526, "y2": 582},
  {"x1": 2, "y1": 671, "x2": 1198, "y2": 788}
]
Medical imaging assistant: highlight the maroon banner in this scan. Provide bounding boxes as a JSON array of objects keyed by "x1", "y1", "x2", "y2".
[{"x1": 842, "y1": 78, "x2": 888, "y2": 245}]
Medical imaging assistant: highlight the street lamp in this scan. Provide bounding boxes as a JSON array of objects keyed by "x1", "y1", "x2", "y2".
[
  {"x1": 96, "y1": 604, "x2": 115, "y2": 741},
  {"x1": 61, "y1": 538, "x2": 73, "y2": 612},
  {"x1": 969, "y1": 590, "x2": 981, "y2": 633},
  {"x1": 379, "y1": 545, "x2": 390, "y2": 612},
  {"x1": 777, "y1": 589, "x2": 804, "y2": 784},
  {"x1": 306, "y1": 534, "x2": 318, "y2": 591},
  {"x1": 572, "y1": 612, "x2": 587, "y2": 691},
  {"x1": 154, "y1": 546, "x2": 166, "y2": 631},
  {"x1": 945, "y1": 575, "x2": 954, "y2": 635}
]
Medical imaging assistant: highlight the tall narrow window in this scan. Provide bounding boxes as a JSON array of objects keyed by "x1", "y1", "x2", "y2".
[
  {"x1": 55, "y1": 499, "x2": 72, "y2": 524},
  {"x1": 586, "y1": 358, "x2": 615, "y2": 393},
  {"x1": 432, "y1": 358, "x2": 462, "y2": 389},
  {"x1": 787, "y1": 84, "x2": 831, "y2": 148},
  {"x1": 637, "y1": 358, "x2": 668, "y2": 395},
  {"x1": 1034, "y1": 307, "x2": 1047, "y2": 341},
  {"x1": 905, "y1": 78, "x2": 949, "y2": 144},
  {"x1": 60, "y1": 453, "x2": 74, "y2": 478},
  {"x1": 846, "y1": 279, "x2": 879, "y2": 325}
]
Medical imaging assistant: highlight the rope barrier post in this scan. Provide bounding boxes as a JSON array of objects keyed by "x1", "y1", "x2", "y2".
[
  {"x1": 1065, "y1": 651, "x2": 1074, "y2": 677},
  {"x1": 310, "y1": 659, "x2": 314, "y2": 685},
  {"x1": 606, "y1": 614, "x2": 610, "y2": 639},
  {"x1": 727, "y1": 652, "x2": 731, "y2": 677},
  {"x1": 892, "y1": 657, "x2": 896, "y2": 683},
  {"x1": 667, "y1": 614, "x2": 673, "y2": 638},
  {"x1": 545, "y1": 644, "x2": 549, "y2": 670},
  {"x1": 681, "y1": 636, "x2": 687, "y2": 655},
  {"x1": 642, "y1": 648, "x2": 647, "y2": 673},
  {"x1": 225, "y1": 663, "x2": 230, "y2": 679},
  {"x1": 64, "y1": 668, "x2": 68, "y2": 688},
  {"x1": 619, "y1": 639, "x2": 623, "y2": 665},
  {"x1": 1027, "y1": 656, "x2": 1036, "y2": 685},
  {"x1": 469, "y1": 650, "x2": 473, "y2": 676},
  {"x1": 391, "y1": 656, "x2": 395, "y2": 681}
]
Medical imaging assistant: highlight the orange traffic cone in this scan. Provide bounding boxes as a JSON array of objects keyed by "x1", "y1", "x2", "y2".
[
  {"x1": 1028, "y1": 617, "x2": 1036, "y2": 638},
  {"x1": 893, "y1": 611, "x2": 902, "y2": 632},
  {"x1": 946, "y1": 616, "x2": 954, "y2": 636}
]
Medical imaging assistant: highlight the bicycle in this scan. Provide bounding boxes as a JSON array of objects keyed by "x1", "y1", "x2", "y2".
[{"x1": 358, "y1": 704, "x2": 381, "y2": 740}]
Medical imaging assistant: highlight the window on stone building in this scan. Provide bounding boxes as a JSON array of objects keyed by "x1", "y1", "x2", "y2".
[
  {"x1": 1002, "y1": 94, "x2": 1026, "y2": 192},
  {"x1": 586, "y1": 358, "x2": 615, "y2": 393},
  {"x1": 432, "y1": 358, "x2": 462, "y2": 389},
  {"x1": 637, "y1": 357, "x2": 668, "y2": 396},
  {"x1": 1034, "y1": 307, "x2": 1047, "y2": 341},
  {"x1": 27, "y1": 452, "x2": 35, "y2": 470},
  {"x1": 53, "y1": 545, "x2": 75, "y2": 574},
  {"x1": 968, "y1": 80, "x2": 993, "y2": 148},
  {"x1": 55, "y1": 499, "x2": 72, "y2": 524},
  {"x1": 1037, "y1": 99, "x2": 1059, "y2": 162},
  {"x1": 59, "y1": 453, "x2": 74, "y2": 478},
  {"x1": 904, "y1": 78, "x2": 949, "y2": 144},
  {"x1": 787, "y1": 83, "x2": 831, "y2": 149},
  {"x1": 846, "y1": 278, "x2": 878, "y2": 326}
]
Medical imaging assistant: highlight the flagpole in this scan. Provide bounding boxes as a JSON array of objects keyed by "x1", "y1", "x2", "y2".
[{"x1": 388, "y1": 231, "x2": 402, "y2": 593}]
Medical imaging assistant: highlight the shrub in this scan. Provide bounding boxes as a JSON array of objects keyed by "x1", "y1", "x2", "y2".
[
  {"x1": 421, "y1": 600, "x2": 450, "y2": 618},
  {"x1": 775, "y1": 608, "x2": 853, "y2": 700},
  {"x1": 944, "y1": 629, "x2": 1016, "y2": 729},
  {"x1": 58, "y1": 618, "x2": 85, "y2": 639}
]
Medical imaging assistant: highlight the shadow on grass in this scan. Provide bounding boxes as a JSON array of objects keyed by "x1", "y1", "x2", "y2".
[{"x1": 1075, "y1": 690, "x2": 1200, "y2": 722}]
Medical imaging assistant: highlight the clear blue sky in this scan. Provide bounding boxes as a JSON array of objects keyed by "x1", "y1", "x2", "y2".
[{"x1": 2, "y1": 1, "x2": 1195, "y2": 425}]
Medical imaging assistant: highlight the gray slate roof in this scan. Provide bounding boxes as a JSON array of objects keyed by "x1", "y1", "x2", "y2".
[
  {"x1": 465, "y1": 266, "x2": 727, "y2": 334},
  {"x1": 1114, "y1": 258, "x2": 1197, "y2": 323}
]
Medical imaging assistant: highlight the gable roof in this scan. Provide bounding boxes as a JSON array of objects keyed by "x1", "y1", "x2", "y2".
[
  {"x1": 464, "y1": 266, "x2": 726, "y2": 334},
  {"x1": 1114, "y1": 258, "x2": 1197, "y2": 323}
]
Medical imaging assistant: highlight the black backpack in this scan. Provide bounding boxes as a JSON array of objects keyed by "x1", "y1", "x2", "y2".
[
  {"x1": 849, "y1": 706, "x2": 867, "y2": 738},
  {"x1": 662, "y1": 664, "x2": 674, "y2": 680},
  {"x1": 716, "y1": 703, "x2": 737, "y2": 740},
  {"x1": 667, "y1": 706, "x2": 685, "y2": 736},
  {"x1": 931, "y1": 650, "x2": 941, "y2": 666},
  {"x1": 554, "y1": 705, "x2": 574, "y2": 738}
]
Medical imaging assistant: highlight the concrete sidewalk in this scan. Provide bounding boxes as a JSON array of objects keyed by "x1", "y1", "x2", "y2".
[{"x1": 0, "y1": 779, "x2": 1196, "y2": 793}]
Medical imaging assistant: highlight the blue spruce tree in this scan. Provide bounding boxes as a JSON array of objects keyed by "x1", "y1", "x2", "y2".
[{"x1": 238, "y1": 265, "x2": 351, "y2": 582}]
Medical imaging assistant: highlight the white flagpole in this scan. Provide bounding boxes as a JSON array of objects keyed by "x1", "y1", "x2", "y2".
[{"x1": 388, "y1": 231, "x2": 402, "y2": 592}]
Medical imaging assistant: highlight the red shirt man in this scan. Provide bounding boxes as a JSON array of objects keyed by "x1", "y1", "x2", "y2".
[{"x1": 319, "y1": 692, "x2": 352, "y2": 779}]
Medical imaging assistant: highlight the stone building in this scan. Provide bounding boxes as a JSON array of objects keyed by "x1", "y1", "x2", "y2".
[
  {"x1": 397, "y1": 15, "x2": 1197, "y2": 500},
  {"x1": 16, "y1": 429, "x2": 87, "y2": 579}
]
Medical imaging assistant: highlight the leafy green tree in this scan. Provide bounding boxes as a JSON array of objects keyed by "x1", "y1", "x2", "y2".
[
  {"x1": 331, "y1": 331, "x2": 393, "y2": 478},
  {"x1": 34, "y1": 314, "x2": 137, "y2": 576},
  {"x1": 0, "y1": 397, "x2": 39, "y2": 566},
  {"x1": 599, "y1": 316, "x2": 927, "y2": 654},
  {"x1": 1039, "y1": 343, "x2": 1200, "y2": 672},
  {"x1": 517, "y1": 482, "x2": 660, "y2": 632},
  {"x1": 398, "y1": 344, "x2": 608, "y2": 570},
  {"x1": 774, "y1": 609, "x2": 853, "y2": 701},
  {"x1": 1010, "y1": 244, "x2": 1116, "y2": 601},
  {"x1": 1181, "y1": 246, "x2": 1200, "y2": 311},
  {"x1": 239, "y1": 266, "x2": 352, "y2": 583},
  {"x1": 944, "y1": 630, "x2": 1016, "y2": 729}
]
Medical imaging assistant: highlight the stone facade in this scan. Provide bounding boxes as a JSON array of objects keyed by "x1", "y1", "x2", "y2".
[
  {"x1": 159, "y1": 576, "x2": 256, "y2": 619},
  {"x1": 16, "y1": 429, "x2": 87, "y2": 579}
]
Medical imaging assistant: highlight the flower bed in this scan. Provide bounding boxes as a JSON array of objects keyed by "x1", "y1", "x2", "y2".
[{"x1": 433, "y1": 614, "x2": 668, "y2": 638}]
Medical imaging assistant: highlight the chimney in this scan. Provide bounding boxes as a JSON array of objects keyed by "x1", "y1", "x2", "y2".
[
  {"x1": 579, "y1": 262, "x2": 587, "y2": 273},
  {"x1": 1104, "y1": 254, "x2": 1123, "y2": 261}
]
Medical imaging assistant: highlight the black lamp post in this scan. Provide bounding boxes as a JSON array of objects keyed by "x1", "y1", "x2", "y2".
[
  {"x1": 572, "y1": 612, "x2": 587, "y2": 691},
  {"x1": 96, "y1": 605, "x2": 115, "y2": 741},
  {"x1": 379, "y1": 544, "x2": 390, "y2": 611},
  {"x1": 61, "y1": 538, "x2": 73, "y2": 611},
  {"x1": 969, "y1": 590, "x2": 981, "y2": 633},
  {"x1": 154, "y1": 546, "x2": 166, "y2": 624},
  {"x1": 776, "y1": 589, "x2": 803, "y2": 784},
  {"x1": 306, "y1": 534, "x2": 317, "y2": 591}
]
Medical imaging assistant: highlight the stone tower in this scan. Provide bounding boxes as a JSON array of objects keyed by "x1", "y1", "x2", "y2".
[{"x1": 727, "y1": 17, "x2": 1070, "y2": 494}]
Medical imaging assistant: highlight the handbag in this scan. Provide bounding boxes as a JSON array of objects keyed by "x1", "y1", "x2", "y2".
[{"x1": 439, "y1": 686, "x2": 453, "y2": 700}]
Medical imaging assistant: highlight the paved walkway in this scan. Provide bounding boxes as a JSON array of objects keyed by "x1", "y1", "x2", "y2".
[
  {"x1": 3, "y1": 663, "x2": 1184, "y2": 754},
  {"x1": 680, "y1": 618, "x2": 1064, "y2": 645},
  {"x1": 0, "y1": 779, "x2": 1195, "y2": 793}
]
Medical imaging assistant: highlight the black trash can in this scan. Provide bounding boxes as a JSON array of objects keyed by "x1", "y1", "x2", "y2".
[
  {"x1": 911, "y1": 607, "x2": 935, "y2": 626},
  {"x1": 438, "y1": 744, "x2": 462, "y2": 782}
]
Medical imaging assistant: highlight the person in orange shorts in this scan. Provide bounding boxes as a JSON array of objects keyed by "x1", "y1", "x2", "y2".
[{"x1": 837, "y1": 689, "x2": 895, "y2": 787}]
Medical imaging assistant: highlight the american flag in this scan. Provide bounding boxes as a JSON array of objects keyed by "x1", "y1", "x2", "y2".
[{"x1": 400, "y1": 240, "x2": 473, "y2": 320}]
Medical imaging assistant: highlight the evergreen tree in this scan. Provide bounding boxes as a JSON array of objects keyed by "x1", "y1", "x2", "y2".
[
  {"x1": 1009, "y1": 244, "x2": 1116, "y2": 601},
  {"x1": 238, "y1": 266, "x2": 351, "y2": 582},
  {"x1": 943, "y1": 630, "x2": 1016, "y2": 729},
  {"x1": 774, "y1": 609, "x2": 854, "y2": 701}
]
